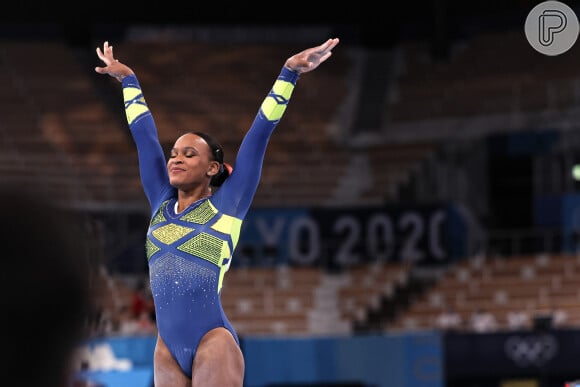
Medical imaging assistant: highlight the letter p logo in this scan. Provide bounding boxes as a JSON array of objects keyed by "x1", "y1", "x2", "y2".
[
  {"x1": 540, "y1": 9, "x2": 567, "y2": 46},
  {"x1": 525, "y1": 1, "x2": 579, "y2": 55}
]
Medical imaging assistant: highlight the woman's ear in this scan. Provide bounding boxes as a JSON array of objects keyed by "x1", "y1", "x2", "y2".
[{"x1": 207, "y1": 161, "x2": 221, "y2": 177}]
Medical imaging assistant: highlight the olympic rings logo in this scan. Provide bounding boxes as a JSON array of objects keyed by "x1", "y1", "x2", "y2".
[{"x1": 504, "y1": 334, "x2": 559, "y2": 367}]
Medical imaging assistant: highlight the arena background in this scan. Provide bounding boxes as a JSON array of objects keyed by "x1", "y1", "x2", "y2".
[{"x1": 2, "y1": 1, "x2": 580, "y2": 386}]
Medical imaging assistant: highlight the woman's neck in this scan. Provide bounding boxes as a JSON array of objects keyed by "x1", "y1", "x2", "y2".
[{"x1": 176, "y1": 188, "x2": 212, "y2": 213}]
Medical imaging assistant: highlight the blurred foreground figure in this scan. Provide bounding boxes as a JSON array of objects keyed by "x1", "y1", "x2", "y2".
[{"x1": 0, "y1": 188, "x2": 94, "y2": 386}]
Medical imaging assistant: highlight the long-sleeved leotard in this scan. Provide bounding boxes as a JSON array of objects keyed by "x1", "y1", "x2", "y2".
[{"x1": 121, "y1": 66, "x2": 299, "y2": 377}]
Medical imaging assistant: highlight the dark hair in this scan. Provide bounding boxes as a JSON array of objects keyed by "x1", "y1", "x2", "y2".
[{"x1": 193, "y1": 131, "x2": 232, "y2": 187}]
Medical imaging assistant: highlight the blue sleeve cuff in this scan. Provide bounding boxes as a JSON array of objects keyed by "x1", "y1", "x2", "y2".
[
  {"x1": 280, "y1": 66, "x2": 300, "y2": 84},
  {"x1": 122, "y1": 74, "x2": 140, "y2": 88}
]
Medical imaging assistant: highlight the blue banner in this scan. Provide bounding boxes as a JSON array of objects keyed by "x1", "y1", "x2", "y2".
[
  {"x1": 242, "y1": 332, "x2": 443, "y2": 387},
  {"x1": 235, "y1": 203, "x2": 467, "y2": 268}
]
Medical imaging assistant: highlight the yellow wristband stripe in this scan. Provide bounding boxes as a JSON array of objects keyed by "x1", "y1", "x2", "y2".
[
  {"x1": 123, "y1": 86, "x2": 150, "y2": 125},
  {"x1": 260, "y1": 80, "x2": 295, "y2": 121}
]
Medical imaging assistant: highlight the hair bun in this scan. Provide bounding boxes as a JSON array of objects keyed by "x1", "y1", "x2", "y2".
[{"x1": 211, "y1": 162, "x2": 233, "y2": 187}]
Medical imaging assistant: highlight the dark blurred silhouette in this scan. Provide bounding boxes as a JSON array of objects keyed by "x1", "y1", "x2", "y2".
[{"x1": 0, "y1": 188, "x2": 96, "y2": 386}]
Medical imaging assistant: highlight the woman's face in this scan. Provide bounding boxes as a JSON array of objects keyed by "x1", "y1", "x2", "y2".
[{"x1": 167, "y1": 133, "x2": 220, "y2": 190}]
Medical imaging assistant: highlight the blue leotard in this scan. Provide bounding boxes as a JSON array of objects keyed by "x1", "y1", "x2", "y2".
[{"x1": 121, "y1": 66, "x2": 299, "y2": 377}]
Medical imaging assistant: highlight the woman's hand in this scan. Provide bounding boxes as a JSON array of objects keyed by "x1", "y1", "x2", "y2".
[
  {"x1": 94, "y1": 41, "x2": 134, "y2": 82},
  {"x1": 285, "y1": 38, "x2": 340, "y2": 74}
]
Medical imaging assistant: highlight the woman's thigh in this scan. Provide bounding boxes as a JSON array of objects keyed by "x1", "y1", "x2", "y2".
[
  {"x1": 154, "y1": 334, "x2": 191, "y2": 387},
  {"x1": 191, "y1": 327, "x2": 244, "y2": 387}
]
